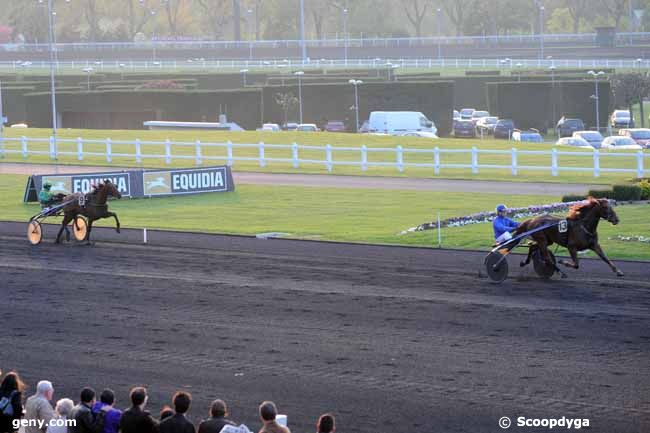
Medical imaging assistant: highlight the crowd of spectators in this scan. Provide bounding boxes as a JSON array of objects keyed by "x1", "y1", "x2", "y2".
[{"x1": 0, "y1": 370, "x2": 336, "y2": 433}]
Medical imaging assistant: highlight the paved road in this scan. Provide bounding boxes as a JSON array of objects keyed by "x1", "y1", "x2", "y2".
[
  {"x1": 1, "y1": 225, "x2": 648, "y2": 433},
  {"x1": 0, "y1": 162, "x2": 594, "y2": 195}
]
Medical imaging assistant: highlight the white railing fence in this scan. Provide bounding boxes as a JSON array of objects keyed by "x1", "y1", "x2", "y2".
[{"x1": 0, "y1": 136, "x2": 647, "y2": 178}]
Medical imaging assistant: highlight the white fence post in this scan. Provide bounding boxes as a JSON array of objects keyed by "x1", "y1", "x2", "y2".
[
  {"x1": 259, "y1": 141, "x2": 266, "y2": 167},
  {"x1": 593, "y1": 149, "x2": 600, "y2": 177},
  {"x1": 195, "y1": 140, "x2": 202, "y2": 165},
  {"x1": 0, "y1": 135, "x2": 4, "y2": 159},
  {"x1": 551, "y1": 148, "x2": 558, "y2": 176},
  {"x1": 77, "y1": 137, "x2": 83, "y2": 161},
  {"x1": 292, "y1": 142, "x2": 299, "y2": 168},
  {"x1": 165, "y1": 139, "x2": 171, "y2": 164},
  {"x1": 361, "y1": 145, "x2": 367, "y2": 171},
  {"x1": 21, "y1": 136, "x2": 28, "y2": 158},
  {"x1": 326, "y1": 144, "x2": 333, "y2": 172},
  {"x1": 227, "y1": 141, "x2": 233, "y2": 166},
  {"x1": 105, "y1": 138, "x2": 112, "y2": 163},
  {"x1": 434, "y1": 147, "x2": 440, "y2": 175},
  {"x1": 638, "y1": 151, "x2": 645, "y2": 179},
  {"x1": 135, "y1": 139, "x2": 141, "y2": 164},
  {"x1": 511, "y1": 148, "x2": 517, "y2": 176},
  {"x1": 471, "y1": 146, "x2": 478, "y2": 174},
  {"x1": 396, "y1": 145, "x2": 404, "y2": 172},
  {"x1": 49, "y1": 136, "x2": 57, "y2": 160}
]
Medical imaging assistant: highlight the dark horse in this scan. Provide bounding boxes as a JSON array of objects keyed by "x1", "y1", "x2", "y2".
[
  {"x1": 56, "y1": 180, "x2": 122, "y2": 245},
  {"x1": 515, "y1": 197, "x2": 623, "y2": 277}
]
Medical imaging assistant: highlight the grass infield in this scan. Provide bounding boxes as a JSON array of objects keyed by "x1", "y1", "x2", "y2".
[{"x1": 1, "y1": 173, "x2": 648, "y2": 260}]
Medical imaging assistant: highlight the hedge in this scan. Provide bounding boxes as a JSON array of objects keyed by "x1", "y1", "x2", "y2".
[
  {"x1": 612, "y1": 185, "x2": 642, "y2": 201},
  {"x1": 562, "y1": 195, "x2": 586, "y2": 202},
  {"x1": 587, "y1": 189, "x2": 612, "y2": 198}
]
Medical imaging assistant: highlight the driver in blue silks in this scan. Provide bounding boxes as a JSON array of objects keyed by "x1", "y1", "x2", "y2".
[{"x1": 493, "y1": 204, "x2": 520, "y2": 244}]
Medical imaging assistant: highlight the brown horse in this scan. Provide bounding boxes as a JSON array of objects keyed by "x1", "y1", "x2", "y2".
[
  {"x1": 55, "y1": 180, "x2": 122, "y2": 245},
  {"x1": 515, "y1": 197, "x2": 623, "y2": 277}
]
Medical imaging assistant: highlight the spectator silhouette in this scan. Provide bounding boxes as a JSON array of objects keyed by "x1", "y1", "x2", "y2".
[
  {"x1": 0, "y1": 371, "x2": 25, "y2": 433},
  {"x1": 159, "y1": 406, "x2": 174, "y2": 422},
  {"x1": 91, "y1": 389, "x2": 121, "y2": 433},
  {"x1": 119, "y1": 387, "x2": 158, "y2": 433},
  {"x1": 159, "y1": 392, "x2": 194, "y2": 433},
  {"x1": 258, "y1": 401, "x2": 290, "y2": 433},
  {"x1": 46, "y1": 399, "x2": 73, "y2": 433},
  {"x1": 316, "y1": 414, "x2": 335, "y2": 433},
  {"x1": 69, "y1": 387, "x2": 106, "y2": 433},
  {"x1": 197, "y1": 399, "x2": 236, "y2": 433},
  {"x1": 24, "y1": 380, "x2": 56, "y2": 433}
]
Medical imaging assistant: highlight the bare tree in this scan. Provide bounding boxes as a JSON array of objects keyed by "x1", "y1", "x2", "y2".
[
  {"x1": 307, "y1": 0, "x2": 330, "y2": 39},
  {"x1": 125, "y1": 0, "x2": 156, "y2": 40},
  {"x1": 83, "y1": 0, "x2": 100, "y2": 41},
  {"x1": 599, "y1": 0, "x2": 628, "y2": 29},
  {"x1": 612, "y1": 73, "x2": 650, "y2": 128},
  {"x1": 275, "y1": 92, "x2": 299, "y2": 125},
  {"x1": 197, "y1": 0, "x2": 231, "y2": 39},
  {"x1": 565, "y1": 0, "x2": 588, "y2": 33},
  {"x1": 439, "y1": 0, "x2": 477, "y2": 36},
  {"x1": 400, "y1": 0, "x2": 431, "y2": 37},
  {"x1": 163, "y1": 0, "x2": 184, "y2": 37}
]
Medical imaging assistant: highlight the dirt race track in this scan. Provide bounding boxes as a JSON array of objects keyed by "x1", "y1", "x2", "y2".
[{"x1": 0, "y1": 222, "x2": 649, "y2": 433}]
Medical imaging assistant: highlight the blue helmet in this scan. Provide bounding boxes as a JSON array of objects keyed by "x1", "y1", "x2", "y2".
[{"x1": 496, "y1": 204, "x2": 507, "y2": 212}]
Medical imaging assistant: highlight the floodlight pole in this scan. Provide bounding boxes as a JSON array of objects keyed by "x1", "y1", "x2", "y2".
[
  {"x1": 48, "y1": 0, "x2": 58, "y2": 147},
  {"x1": 299, "y1": 0, "x2": 306, "y2": 63}
]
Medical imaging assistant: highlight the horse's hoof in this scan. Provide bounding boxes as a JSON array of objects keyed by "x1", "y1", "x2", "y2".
[
  {"x1": 519, "y1": 260, "x2": 527, "y2": 267},
  {"x1": 116, "y1": 228, "x2": 121, "y2": 234},
  {"x1": 560, "y1": 273, "x2": 568, "y2": 279},
  {"x1": 616, "y1": 270, "x2": 624, "y2": 277}
]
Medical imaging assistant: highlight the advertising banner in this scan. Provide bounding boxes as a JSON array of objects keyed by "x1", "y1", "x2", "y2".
[{"x1": 23, "y1": 166, "x2": 234, "y2": 202}]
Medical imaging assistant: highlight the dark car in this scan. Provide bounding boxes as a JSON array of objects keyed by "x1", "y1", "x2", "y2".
[
  {"x1": 556, "y1": 117, "x2": 585, "y2": 138},
  {"x1": 453, "y1": 119, "x2": 476, "y2": 138},
  {"x1": 494, "y1": 119, "x2": 515, "y2": 139},
  {"x1": 323, "y1": 121, "x2": 346, "y2": 132}
]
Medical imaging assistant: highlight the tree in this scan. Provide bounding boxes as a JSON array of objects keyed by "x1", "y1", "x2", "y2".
[
  {"x1": 196, "y1": 0, "x2": 231, "y2": 39},
  {"x1": 124, "y1": 0, "x2": 156, "y2": 40},
  {"x1": 400, "y1": 0, "x2": 431, "y2": 37},
  {"x1": 83, "y1": 0, "x2": 100, "y2": 41},
  {"x1": 612, "y1": 73, "x2": 650, "y2": 128},
  {"x1": 275, "y1": 92, "x2": 299, "y2": 125},
  {"x1": 438, "y1": 0, "x2": 478, "y2": 36},
  {"x1": 599, "y1": 0, "x2": 628, "y2": 29},
  {"x1": 307, "y1": 0, "x2": 330, "y2": 39},
  {"x1": 565, "y1": 0, "x2": 588, "y2": 33}
]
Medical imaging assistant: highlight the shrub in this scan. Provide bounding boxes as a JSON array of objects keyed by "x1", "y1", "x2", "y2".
[
  {"x1": 639, "y1": 179, "x2": 650, "y2": 200},
  {"x1": 612, "y1": 184, "x2": 642, "y2": 201},
  {"x1": 562, "y1": 195, "x2": 586, "y2": 202},
  {"x1": 587, "y1": 189, "x2": 612, "y2": 199}
]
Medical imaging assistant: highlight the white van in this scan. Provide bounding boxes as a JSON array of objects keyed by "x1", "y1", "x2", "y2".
[{"x1": 368, "y1": 111, "x2": 437, "y2": 136}]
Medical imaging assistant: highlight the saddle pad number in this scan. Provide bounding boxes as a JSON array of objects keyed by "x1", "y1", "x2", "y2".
[
  {"x1": 78, "y1": 195, "x2": 86, "y2": 206},
  {"x1": 559, "y1": 220, "x2": 568, "y2": 233}
]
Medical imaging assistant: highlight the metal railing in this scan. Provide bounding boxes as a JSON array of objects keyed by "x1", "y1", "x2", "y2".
[
  {"x1": 3, "y1": 57, "x2": 650, "y2": 72},
  {"x1": 2, "y1": 32, "x2": 649, "y2": 52},
  {"x1": 0, "y1": 136, "x2": 647, "y2": 178}
]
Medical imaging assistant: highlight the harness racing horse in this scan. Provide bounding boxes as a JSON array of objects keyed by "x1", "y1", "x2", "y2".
[
  {"x1": 514, "y1": 197, "x2": 623, "y2": 278},
  {"x1": 55, "y1": 180, "x2": 122, "y2": 245}
]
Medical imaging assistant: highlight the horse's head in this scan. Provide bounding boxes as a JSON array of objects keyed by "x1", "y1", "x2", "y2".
[
  {"x1": 103, "y1": 179, "x2": 122, "y2": 199},
  {"x1": 597, "y1": 198, "x2": 619, "y2": 225}
]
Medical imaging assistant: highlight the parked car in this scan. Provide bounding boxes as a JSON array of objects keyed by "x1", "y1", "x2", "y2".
[
  {"x1": 493, "y1": 119, "x2": 515, "y2": 139},
  {"x1": 460, "y1": 108, "x2": 475, "y2": 120},
  {"x1": 400, "y1": 131, "x2": 439, "y2": 139},
  {"x1": 470, "y1": 110, "x2": 490, "y2": 126},
  {"x1": 297, "y1": 123, "x2": 320, "y2": 132},
  {"x1": 476, "y1": 116, "x2": 499, "y2": 135},
  {"x1": 368, "y1": 111, "x2": 437, "y2": 136},
  {"x1": 556, "y1": 117, "x2": 585, "y2": 138},
  {"x1": 453, "y1": 119, "x2": 476, "y2": 138},
  {"x1": 257, "y1": 123, "x2": 280, "y2": 132},
  {"x1": 512, "y1": 128, "x2": 543, "y2": 143},
  {"x1": 556, "y1": 137, "x2": 593, "y2": 149},
  {"x1": 601, "y1": 136, "x2": 643, "y2": 150},
  {"x1": 283, "y1": 122, "x2": 299, "y2": 131},
  {"x1": 323, "y1": 120, "x2": 346, "y2": 132},
  {"x1": 618, "y1": 128, "x2": 650, "y2": 148},
  {"x1": 453, "y1": 110, "x2": 461, "y2": 122},
  {"x1": 610, "y1": 110, "x2": 633, "y2": 128},
  {"x1": 572, "y1": 131, "x2": 603, "y2": 149}
]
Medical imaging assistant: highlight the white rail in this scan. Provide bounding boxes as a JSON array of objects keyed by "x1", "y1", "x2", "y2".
[{"x1": 0, "y1": 136, "x2": 647, "y2": 178}]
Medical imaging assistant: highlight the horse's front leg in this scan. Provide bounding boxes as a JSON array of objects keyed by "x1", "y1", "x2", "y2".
[
  {"x1": 558, "y1": 247, "x2": 580, "y2": 269},
  {"x1": 56, "y1": 214, "x2": 73, "y2": 244},
  {"x1": 520, "y1": 245, "x2": 534, "y2": 267},
  {"x1": 107, "y1": 211, "x2": 120, "y2": 233},
  {"x1": 84, "y1": 219, "x2": 94, "y2": 245},
  {"x1": 592, "y1": 243, "x2": 624, "y2": 277}
]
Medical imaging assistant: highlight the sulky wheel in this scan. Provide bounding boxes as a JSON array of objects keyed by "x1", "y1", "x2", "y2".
[
  {"x1": 73, "y1": 216, "x2": 88, "y2": 242},
  {"x1": 27, "y1": 221, "x2": 42, "y2": 245},
  {"x1": 533, "y1": 249, "x2": 556, "y2": 279},
  {"x1": 485, "y1": 251, "x2": 509, "y2": 283}
]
